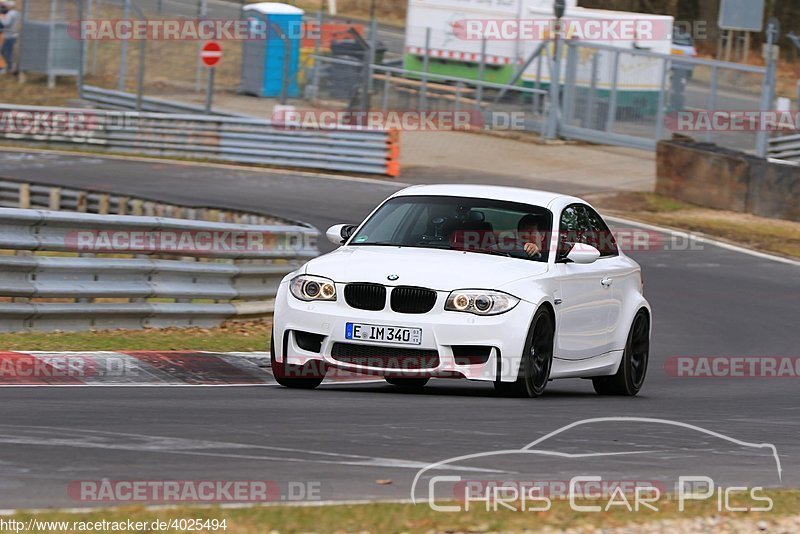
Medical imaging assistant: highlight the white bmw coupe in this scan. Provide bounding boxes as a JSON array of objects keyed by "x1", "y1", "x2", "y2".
[{"x1": 272, "y1": 185, "x2": 651, "y2": 398}]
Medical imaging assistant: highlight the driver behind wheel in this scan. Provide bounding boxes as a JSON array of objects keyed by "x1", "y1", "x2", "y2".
[{"x1": 517, "y1": 214, "x2": 548, "y2": 259}]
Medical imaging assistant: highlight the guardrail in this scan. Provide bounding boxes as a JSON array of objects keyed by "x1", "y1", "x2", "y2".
[
  {"x1": 0, "y1": 177, "x2": 286, "y2": 225},
  {"x1": 0, "y1": 105, "x2": 400, "y2": 176},
  {"x1": 80, "y1": 85, "x2": 240, "y2": 116},
  {"x1": 768, "y1": 133, "x2": 800, "y2": 164},
  {"x1": 0, "y1": 208, "x2": 318, "y2": 332}
]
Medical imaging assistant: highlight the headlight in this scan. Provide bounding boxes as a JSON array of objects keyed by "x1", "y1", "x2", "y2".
[
  {"x1": 290, "y1": 275, "x2": 337, "y2": 302},
  {"x1": 445, "y1": 290, "x2": 519, "y2": 316}
]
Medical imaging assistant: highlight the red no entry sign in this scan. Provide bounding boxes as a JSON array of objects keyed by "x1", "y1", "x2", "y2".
[{"x1": 201, "y1": 41, "x2": 222, "y2": 68}]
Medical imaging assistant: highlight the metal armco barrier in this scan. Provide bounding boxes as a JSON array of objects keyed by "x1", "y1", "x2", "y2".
[
  {"x1": 0, "y1": 105, "x2": 400, "y2": 177},
  {"x1": 0, "y1": 208, "x2": 319, "y2": 332},
  {"x1": 768, "y1": 133, "x2": 800, "y2": 163},
  {"x1": 0, "y1": 177, "x2": 286, "y2": 225},
  {"x1": 80, "y1": 85, "x2": 240, "y2": 116}
]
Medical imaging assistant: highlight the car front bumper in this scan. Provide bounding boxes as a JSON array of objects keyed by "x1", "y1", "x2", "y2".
[{"x1": 273, "y1": 283, "x2": 536, "y2": 382}]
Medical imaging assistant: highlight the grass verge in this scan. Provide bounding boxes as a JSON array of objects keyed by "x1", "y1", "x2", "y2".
[
  {"x1": 8, "y1": 491, "x2": 800, "y2": 533},
  {"x1": 0, "y1": 320, "x2": 271, "y2": 352},
  {"x1": 587, "y1": 192, "x2": 800, "y2": 260}
]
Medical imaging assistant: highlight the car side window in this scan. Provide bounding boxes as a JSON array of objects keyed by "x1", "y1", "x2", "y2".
[
  {"x1": 584, "y1": 206, "x2": 619, "y2": 258},
  {"x1": 558, "y1": 204, "x2": 594, "y2": 260}
]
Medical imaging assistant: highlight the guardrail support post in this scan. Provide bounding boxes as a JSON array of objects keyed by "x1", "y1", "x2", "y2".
[
  {"x1": 18, "y1": 184, "x2": 30, "y2": 209},
  {"x1": 49, "y1": 188, "x2": 61, "y2": 210},
  {"x1": 98, "y1": 194, "x2": 110, "y2": 215},
  {"x1": 76, "y1": 192, "x2": 87, "y2": 212}
]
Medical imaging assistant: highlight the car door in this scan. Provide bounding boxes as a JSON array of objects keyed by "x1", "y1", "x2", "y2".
[
  {"x1": 584, "y1": 206, "x2": 641, "y2": 351},
  {"x1": 553, "y1": 204, "x2": 615, "y2": 360}
]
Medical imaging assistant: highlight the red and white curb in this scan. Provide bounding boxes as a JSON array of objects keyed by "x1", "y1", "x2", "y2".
[{"x1": 0, "y1": 352, "x2": 377, "y2": 386}]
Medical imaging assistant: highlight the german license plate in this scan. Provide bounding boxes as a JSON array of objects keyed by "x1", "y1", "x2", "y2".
[{"x1": 345, "y1": 323, "x2": 422, "y2": 346}]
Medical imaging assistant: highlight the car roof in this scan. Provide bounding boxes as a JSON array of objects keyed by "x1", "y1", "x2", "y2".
[{"x1": 390, "y1": 184, "x2": 580, "y2": 210}]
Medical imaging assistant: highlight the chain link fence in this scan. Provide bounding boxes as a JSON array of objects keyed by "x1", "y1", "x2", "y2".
[
  {"x1": 13, "y1": 1, "x2": 778, "y2": 156},
  {"x1": 560, "y1": 41, "x2": 769, "y2": 154}
]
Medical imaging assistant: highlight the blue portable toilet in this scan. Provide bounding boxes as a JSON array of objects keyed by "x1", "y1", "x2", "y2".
[{"x1": 240, "y1": 2, "x2": 304, "y2": 98}]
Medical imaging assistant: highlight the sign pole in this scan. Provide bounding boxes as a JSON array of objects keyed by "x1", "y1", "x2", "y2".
[
  {"x1": 200, "y1": 41, "x2": 222, "y2": 114},
  {"x1": 205, "y1": 66, "x2": 216, "y2": 113}
]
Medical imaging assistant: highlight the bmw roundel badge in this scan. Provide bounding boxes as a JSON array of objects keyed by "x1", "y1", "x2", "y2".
[{"x1": 387, "y1": 274, "x2": 400, "y2": 281}]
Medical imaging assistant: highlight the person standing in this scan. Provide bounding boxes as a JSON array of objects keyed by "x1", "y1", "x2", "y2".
[{"x1": 0, "y1": 0, "x2": 20, "y2": 74}]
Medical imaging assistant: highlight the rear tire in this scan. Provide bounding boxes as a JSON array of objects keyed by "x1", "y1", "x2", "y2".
[
  {"x1": 593, "y1": 310, "x2": 650, "y2": 396},
  {"x1": 494, "y1": 307, "x2": 554, "y2": 398},
  {"x1": 270, "y1": 330, "x2": 326, "y2": 389},
  {"x1": 385, "y1": 377, "x2": 430, "y2": 389}
]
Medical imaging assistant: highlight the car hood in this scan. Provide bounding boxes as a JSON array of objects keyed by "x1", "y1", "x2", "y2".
[{"x1": 302, "y1": 246, "x2": 548, "y2": 292}]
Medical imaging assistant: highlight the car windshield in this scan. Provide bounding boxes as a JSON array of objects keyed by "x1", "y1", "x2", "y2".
[
  {"x1": 672, "y1": 30, "x2": 693, "y2": 47},
  {"x1": 349, "y1": 195, "x2": 553, "y2": 262}
]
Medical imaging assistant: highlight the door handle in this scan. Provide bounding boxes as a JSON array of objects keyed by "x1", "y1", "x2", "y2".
[{"x1": 601, "y1": 277, "x2": 613, "y2": 288}]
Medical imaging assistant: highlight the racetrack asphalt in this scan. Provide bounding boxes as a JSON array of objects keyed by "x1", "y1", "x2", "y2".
[{"x1": 0, "y1": 150, "x2": 798, "y2": 509}]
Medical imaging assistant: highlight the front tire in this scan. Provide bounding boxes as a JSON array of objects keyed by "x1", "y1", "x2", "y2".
[
  {"x1": 593, "y1": 310, "x2": 650, "y2": 396},
  {"x1": 494, "y1": 308, "x2": 554, "y2": 398},
  {"x1": 270, "y1": 330, "x2": 327, "y2": 389},
  {"x1": 385, "y1": 377, "x2": 430, "y2": 389}
]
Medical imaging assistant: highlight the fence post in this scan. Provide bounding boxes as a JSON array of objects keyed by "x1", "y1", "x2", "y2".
[
  {"x1": 310, "y1": 11, "x2": 324, "y2": 102},
  {"x1": 307, "y1": 11, "x2": 323, "y2": 101},
  {"x1": 476, "y1": 37, "x2": 487, "y2": 109},
  {"x1": 419, "y1": 28, "x2": 431, "y2": 113},
  {"x1": 77, "y1": 0, "x2": 85, "y2": 96},
  {"x1": 582, "y1": 51, "x2": 599, "y2": 129},
  {"x1": 544, "y1": 37, "x2": 561, "y2": 140},
  {"x1": 756, "y1": 19, "x2": 779, "y2": 158},
  {"x1": 705, "y1": 65, "x2": 719, "y2": 143},
  {"x1": 136, "y1": 38, "x2": 146, "y2": 111},
  {"x1": 117, "y1": 0, "x2": 130, "y2": 91},
  {"x1": 561, "y1": 43, "x2": 578, "y2": 125},
  {"x1": 381, "y1": 71, "x2": 391, "y2": 114},
  {"x1": 195, "y1": 0, "x2": 208, "y2": 93},
  {"x1": 654, "y1": 57, "x2": 669, "y2": 141},
  {"x1": 605, "y1": 50, "x2": 621, "y2": 133}
]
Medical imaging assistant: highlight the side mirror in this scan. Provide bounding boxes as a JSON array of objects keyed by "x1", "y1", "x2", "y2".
[
  {"x1": 326, "y1": 224, "x2": 357, "y2": 245},
  {"x1": 565, "y1": 243, "x2": 601, "y2": 265}
]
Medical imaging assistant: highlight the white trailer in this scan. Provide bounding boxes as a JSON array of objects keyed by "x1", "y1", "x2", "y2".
[{"x1": 404, "y1": 0, "x2": 674, "y2": 111}]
